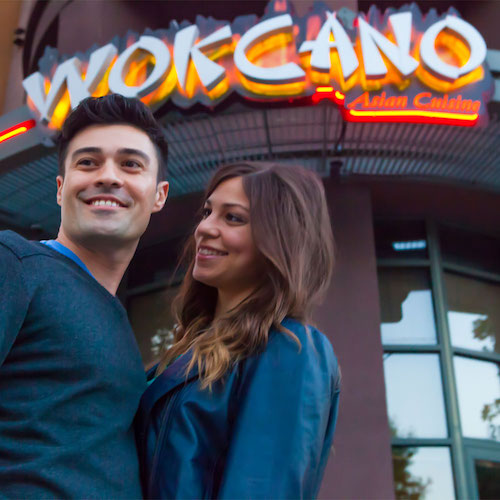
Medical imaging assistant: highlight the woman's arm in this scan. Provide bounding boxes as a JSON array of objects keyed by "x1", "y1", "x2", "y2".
[{"x1": 217, "y1": 325, "x2": 340, "y2": 499}]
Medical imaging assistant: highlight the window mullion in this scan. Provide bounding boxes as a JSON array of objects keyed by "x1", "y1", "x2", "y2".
[
  {"x1": 427, "y1": 219, "x2": 470, "y2": 499},
  {"x1": 383, "y1": 344, "x2": 441, "y2": 354},
  {"x1": 392, "y1": 437, "x2": 453, "y2": 447}
]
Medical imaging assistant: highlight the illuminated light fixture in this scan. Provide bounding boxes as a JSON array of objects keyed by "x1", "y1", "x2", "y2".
[
  {"x1": 313, "y1": 86, "x2": 478, "y2": 126},
  {"x1": 313, "y1": 87, "x2": 347, "y2": 107},
  {"x1": 392, "y1": 240, "x2": 427, "y2": 251},
  {"x1": 313, "y1": 86, "x2": 479, "y2": 126},
  {"x1": 346, "y1": 109, "x2": 478, "y2": 126},
  {"x1": 0, "y1": 120, "x2": 36, "y2": 145},
  {"x1": 313, "y1": 86, "x2": 338, "y2": 103}
]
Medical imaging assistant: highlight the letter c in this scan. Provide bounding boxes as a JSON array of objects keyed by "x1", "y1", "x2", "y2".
[
  {"x1": 234, "y1": 14, "x2": 305, "y2": 85},
  {"x1": 414, "y1": 92, "x2": 431, "y2": 108}
]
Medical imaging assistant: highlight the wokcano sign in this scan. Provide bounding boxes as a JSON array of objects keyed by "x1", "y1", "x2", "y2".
[{"x1": 23, "y1": 0, "x2": 495, "y2": 130}]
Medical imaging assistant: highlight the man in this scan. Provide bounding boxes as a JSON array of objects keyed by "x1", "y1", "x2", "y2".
[{"x1": 0, "y1": 94, "x2": 169, "y2": 497}]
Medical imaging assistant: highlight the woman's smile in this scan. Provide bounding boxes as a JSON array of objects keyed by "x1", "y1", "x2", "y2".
[{"x1": 196, "y1": 245, "x2": 228, "y2": 260}]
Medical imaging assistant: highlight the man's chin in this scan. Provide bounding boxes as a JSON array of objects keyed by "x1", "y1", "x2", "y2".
[{"x1": 75, "y1": 227, "x2": 139, "y2": 248}]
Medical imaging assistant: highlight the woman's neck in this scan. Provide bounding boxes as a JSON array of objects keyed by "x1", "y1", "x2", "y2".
[{"x1": 214, "y1": 287, "x2": 255, "y2": 319}]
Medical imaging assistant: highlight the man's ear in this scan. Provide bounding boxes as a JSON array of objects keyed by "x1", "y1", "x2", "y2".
[
  {"x1": 56, "y1": 175, "x2": 64, "y2": 206},
  {"x1": 152, "y1": 181, "x2": 169, "y2": 213}
]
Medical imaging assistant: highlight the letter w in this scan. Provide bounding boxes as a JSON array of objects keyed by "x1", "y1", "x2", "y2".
[{"x1": 23, "y1": 44, "x2": 117, "y2": 123}]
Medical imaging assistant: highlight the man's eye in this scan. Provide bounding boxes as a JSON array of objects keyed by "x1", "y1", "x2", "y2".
[
  {"x1": 123, "y1": 160, "x2": 141, "y2": 168},
  {"x1": 77, "y1": 158, "x2": 96, "y2": 167}
]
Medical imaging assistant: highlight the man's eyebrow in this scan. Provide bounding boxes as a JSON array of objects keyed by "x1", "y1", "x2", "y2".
[
  {"x1": 205, "y1": 200, "x2": 249, "y2": 211},
  {"x1": 71, "y1": 147, "x2": 151, "y2": 165},
  {"x1": 71, "y1": 147, "x2": 102, "y2": 160},
  {"x1": 118, "y1": 148, "x2": 151, "y2": 165}
]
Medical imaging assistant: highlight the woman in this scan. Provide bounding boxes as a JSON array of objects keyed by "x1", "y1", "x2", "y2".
[{"x1": 136, "y1": 162, "x2": 340, "y2": 499}]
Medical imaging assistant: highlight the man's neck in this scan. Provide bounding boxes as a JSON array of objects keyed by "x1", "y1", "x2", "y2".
[{"x1": 55, "y1": 232, "x2": 137, "y2": 295}]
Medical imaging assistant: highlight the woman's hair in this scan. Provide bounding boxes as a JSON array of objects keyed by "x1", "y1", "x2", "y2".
[{"x1": 157, "y1": 161, "x2": 334, "y2": 388}]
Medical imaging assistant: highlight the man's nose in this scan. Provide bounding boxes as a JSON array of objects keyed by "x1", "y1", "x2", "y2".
[{"x1": 94, "y1": 160, "x2": 124, "y2": 187}]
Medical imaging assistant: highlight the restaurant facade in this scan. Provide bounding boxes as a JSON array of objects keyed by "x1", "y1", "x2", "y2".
[{"x1": 0, "y1": 0, "x2": 499, "y2": 498}]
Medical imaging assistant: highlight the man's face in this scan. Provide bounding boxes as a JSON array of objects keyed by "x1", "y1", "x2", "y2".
[{"x1": 57, "y1": 124, "x2": 169, "y2": 248}]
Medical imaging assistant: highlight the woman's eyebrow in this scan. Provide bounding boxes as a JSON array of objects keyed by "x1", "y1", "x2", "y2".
[
  {"x1": 222, "y1": 203, "x2": 249, "y2": 211},
  {"x1": 205, "y1": 200, "x2": 249, "y2": 211}
]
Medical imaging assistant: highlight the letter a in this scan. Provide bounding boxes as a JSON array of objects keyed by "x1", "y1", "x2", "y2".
[
  {"x1": 299, "y1": 12, "x2": 358, "y2": 79},
  {"x1": 358, "y1": 12, "x2": 418, "y2": 79}
]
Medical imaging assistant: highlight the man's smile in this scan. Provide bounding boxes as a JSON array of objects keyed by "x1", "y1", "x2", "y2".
[{"x1": 81, "y1": 194, "x2": 129, "y2": 208}]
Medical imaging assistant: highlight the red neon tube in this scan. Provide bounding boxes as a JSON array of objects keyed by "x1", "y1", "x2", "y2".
[{"x1": 0, "y1": 120, "x2": 36, "y2": 145}]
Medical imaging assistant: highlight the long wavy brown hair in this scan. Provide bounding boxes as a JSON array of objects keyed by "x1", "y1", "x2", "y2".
[{"x1": 157, "y1": 162, "x2": 334, "y2": 388}]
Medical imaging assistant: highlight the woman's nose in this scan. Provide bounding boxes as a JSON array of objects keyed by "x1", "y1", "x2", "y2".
[{"x1": 195, "y1": 215, "x2": 220, "y2": 238}]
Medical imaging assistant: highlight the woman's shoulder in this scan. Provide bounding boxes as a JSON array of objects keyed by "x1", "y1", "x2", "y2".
[
  {"x1": 238, "y1": 318, "x2": 340, "y2": 394},
  {"x1": 271, "y1": 317, "x2": 335, "y2": 352},
  {"x1": 264, "y1": 318, "x2": 338, "y2": 372}
]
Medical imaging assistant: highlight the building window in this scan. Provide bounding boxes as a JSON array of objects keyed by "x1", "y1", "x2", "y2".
[
  {"x1": 384, "y1": 353, "x2": 447, "y2": 439},
  {"x1": 392, "y1": 447, "x2": 455, "y2": 499},
  {"x1": 376, "y1": 221, "x2": 500, "y2": 500}
]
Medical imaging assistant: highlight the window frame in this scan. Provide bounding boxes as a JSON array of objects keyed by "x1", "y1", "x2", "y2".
[{"x1": 376, "y1": 217, "x2": 500, "y2": 500}]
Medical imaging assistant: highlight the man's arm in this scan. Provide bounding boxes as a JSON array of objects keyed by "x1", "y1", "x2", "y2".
[{"x1": 0, "y1": 244, "x2": 30, "y2": 365}]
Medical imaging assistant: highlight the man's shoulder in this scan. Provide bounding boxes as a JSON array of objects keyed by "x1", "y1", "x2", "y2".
[{"x1": 0, "y1": 230, "x2": 51, "y2": 259}]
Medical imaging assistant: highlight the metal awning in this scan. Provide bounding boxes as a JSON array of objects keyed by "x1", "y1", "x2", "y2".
[{"x1": 0, "y1": 102, "x2": 499, "y2": 236}]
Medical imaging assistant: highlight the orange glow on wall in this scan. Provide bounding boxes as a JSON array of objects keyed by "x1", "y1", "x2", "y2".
[
  {"x1": 50, "y1": 92, "x2": 71, "y2": 130},
  {"x1": 240, "y1": 73, "x2": 306, "y2": 97},
  {"x1": 92, "y1": 55, "x2": 117, "y2": 97},
  {"x1": 274, "y1": 0, "x2": 288, "y2": 12},
  {"x1": 416, "y1": 62, "x2": 484, "y2": 94},
  {"x1": 246, "y1": 33, "x2": 296, "y2": 70},
  {"x1": 0, "y1": 120, "x2": 36, "y2": 144},
  {"x1": 124, "y1": 56, "x2": 151, "y2": 88},
  {"x1": 144, "y1": 58, "x2": 177, "y2": 105},
  {"x1": 207, "y1": 78, "x2": 230, "y2": 100}
]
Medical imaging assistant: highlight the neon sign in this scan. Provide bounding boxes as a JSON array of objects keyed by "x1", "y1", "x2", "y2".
[
  {"x1": 0, "y1": 120, "x2": 36, "y2": 145},
  {"x1": 22, "y1": 0, "x2": 494, "y2": 129}
]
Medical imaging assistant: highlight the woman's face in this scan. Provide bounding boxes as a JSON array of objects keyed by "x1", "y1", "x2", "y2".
[{"x1": 193, "y1": 176, "x2": 262, "y2": 295}]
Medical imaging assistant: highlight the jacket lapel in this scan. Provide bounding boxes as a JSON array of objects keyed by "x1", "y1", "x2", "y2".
[{"x1": 137, "y1": 351, "x2": 199, "y2": 429}]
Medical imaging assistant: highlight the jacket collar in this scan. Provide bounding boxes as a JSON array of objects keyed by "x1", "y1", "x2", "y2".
[{"x1": 139, "y1": 350, "x2": 200, "y2": 421}]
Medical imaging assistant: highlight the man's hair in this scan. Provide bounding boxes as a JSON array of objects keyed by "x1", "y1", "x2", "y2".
[{"x1": 57, "y1": 94, "x2": 168, "y2": 181}]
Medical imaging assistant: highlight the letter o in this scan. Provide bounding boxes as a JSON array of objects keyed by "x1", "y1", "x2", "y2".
[
  {"x1": 420, "y1": 16, "x2": 487, "y2": 82},
  {"x1": 109, "y1": 36, "x2": 171, "y2": 98}
]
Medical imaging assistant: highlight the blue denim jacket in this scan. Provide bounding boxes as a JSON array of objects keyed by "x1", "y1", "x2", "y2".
[{"x1": 135, "y1": 318, "x2": 340, "y2": 499}]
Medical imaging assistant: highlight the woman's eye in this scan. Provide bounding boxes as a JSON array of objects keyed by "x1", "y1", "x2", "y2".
[
  {"x1": 226, "y1": 213, "x2": 245, "y2": 223},
  {"x1": 201, "y1": 208, "x2": 211, "y2": 219}
]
